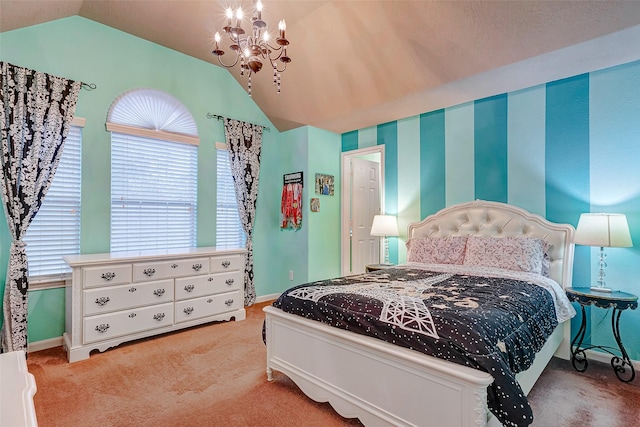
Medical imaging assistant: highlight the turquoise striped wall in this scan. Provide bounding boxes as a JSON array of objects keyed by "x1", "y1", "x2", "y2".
[{"x1": 342, "y1": 59, "x2": 640, "y2": 362}]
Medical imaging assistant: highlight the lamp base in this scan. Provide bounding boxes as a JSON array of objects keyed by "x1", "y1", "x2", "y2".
[{"x1": 590, "y1": 286, "x2": 613, "y2": 293}]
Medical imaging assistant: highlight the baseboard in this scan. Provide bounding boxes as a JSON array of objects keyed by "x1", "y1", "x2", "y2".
[
  {"x1": 28, "y1": 336, "x2": 63, "y2": 352},
  {"x1": 584, "y1": 348, "x2": 640, "y2": 371},
  {"x1": 255, "y1": 293, "x2": 280, "y2": 303}
]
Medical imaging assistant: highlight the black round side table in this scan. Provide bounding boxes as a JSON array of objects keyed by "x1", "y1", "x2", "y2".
[
  {"x1": 365, "y1": 264, "x2": 395, "y2": 273},
  {"x1": 566, "y1": 287, "x2": 638, "y2": 383}
]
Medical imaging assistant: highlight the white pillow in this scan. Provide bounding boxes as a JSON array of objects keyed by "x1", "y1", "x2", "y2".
[
  {"x1": 406, "y1": 236, "x2": 468, "y2": 265},
  {"x1": 462, "y1": 236, "x2": 550, "y2": 275}
]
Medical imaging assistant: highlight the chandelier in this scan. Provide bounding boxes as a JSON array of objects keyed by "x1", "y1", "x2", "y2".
[{"x1": 212, "y1": 0, "x2": 291, "y2": 97}]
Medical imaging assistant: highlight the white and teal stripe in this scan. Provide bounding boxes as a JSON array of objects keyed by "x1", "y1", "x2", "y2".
[{"x1": 341, "y1": 59, "x2": 640, "y2": 359}]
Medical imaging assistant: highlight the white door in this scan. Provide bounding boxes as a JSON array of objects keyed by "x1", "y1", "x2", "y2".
[{"x1": 350, "y1": 157, "x2": 381, "y2": 274}]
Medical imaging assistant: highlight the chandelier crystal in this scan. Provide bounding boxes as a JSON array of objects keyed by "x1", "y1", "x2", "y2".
[{"x1": 212, "y1": 0, "x2": 291, "y2": 97}]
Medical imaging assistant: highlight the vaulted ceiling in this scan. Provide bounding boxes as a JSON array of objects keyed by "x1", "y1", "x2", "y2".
[{"x1": 2, "y1": 1, "x2": 640, "y2": 133}]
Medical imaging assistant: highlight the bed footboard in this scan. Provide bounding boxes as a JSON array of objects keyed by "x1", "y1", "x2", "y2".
[{"x1": 264, "y1": 305, "x2": 494, "y2": 427}]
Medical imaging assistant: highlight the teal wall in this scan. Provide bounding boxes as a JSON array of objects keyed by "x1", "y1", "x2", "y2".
[
  {"x1": 256, "y1": 126, "x2": 309, "y2": 293},
  {"x1": 256, "y1": 125, "x2": 342, "y2": 289},
  {"x1": 307, "y1": 127, "x2": 341, "y2": 282},
  {"x1": 0, "y1": 17, "x2": 342, "y2": 344},
  {"x1": 342, "y1": 60, "x2": 640, "y2": 362}
]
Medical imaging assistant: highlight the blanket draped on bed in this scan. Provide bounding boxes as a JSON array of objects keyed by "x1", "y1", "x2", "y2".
[{"x1": 272, "y1": 267, "x2": 560, "y2": 427}]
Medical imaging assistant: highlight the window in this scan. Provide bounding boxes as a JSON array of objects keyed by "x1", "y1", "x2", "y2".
[
  {"x1": 24, "y1": 121, "x2": 83, "y2": 279},
  {"x1": 107, "y1": 88, "x2": 200, "y2": 253},
  {"x1": 111, "y1": 133, "x2": 198, "y2": 252},
  {"x1": 216, "y1": 143, "x2": 245, "y2": 248}
]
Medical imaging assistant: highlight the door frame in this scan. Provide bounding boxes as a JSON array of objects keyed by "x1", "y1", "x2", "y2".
[{"x1": 340, "y1": 145, "x2": 385, "y2": 276}]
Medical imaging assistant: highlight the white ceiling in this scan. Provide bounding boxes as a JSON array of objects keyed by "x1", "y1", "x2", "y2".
[{"x1": 2, "y1": 1, "x2": 640, "y2": 134}]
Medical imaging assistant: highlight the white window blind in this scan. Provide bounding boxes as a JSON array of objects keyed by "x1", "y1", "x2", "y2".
[
  {"x1": 111, "y1": 133, "x2": 198, "y2": 253},
  {"x1": 24, "y1": 125, "x2": 82, "y2": 278},
  {"x1": 216, "y1": 145, "x2": 246, "y2": 248}
]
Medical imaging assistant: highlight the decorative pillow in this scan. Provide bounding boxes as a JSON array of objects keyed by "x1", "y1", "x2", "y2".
[
  {"x1": 406, "y1": 236, "x2": 468, "y2": 265},
  {"x1": 462, "y1": 236, "x2": 551, "y2": 275}
]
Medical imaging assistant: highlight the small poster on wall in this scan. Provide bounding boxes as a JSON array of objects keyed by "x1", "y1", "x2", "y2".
[
  {"x1": 310, "y1": 198, "x2": 320, "y2": 212},
  {"x1": 315, "y1": 173, "x2": 334, "y2": 196},
  {"x1": 281, "y1": 172, "x2": 303, "y2": 230}
]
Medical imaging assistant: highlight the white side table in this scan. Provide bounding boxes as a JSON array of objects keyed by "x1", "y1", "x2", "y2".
[{"x1": 0, "y1": 350, "x2": 38, "y2": 426}]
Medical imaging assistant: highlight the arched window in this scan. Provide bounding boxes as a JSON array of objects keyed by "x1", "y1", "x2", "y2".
[{"x1": 107, "y1": 89, "x2": 199, "y2": 252}]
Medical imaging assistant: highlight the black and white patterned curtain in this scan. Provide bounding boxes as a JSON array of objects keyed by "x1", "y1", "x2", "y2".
[
  {"x1": 0, "y1": 62, "x2": 81, "y2": 352},
  {"x1": 223, "y1": 118, "x2": 262, "y2": 306}
]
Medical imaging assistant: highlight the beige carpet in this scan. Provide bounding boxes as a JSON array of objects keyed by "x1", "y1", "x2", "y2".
[{"x1": 27, "y1": 301, "x2": 639, "y2": 426}]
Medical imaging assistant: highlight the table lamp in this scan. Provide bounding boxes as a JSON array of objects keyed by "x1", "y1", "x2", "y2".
[
  {"x1": 370, "y1": 214, "x2": 399, "y2": 265},
  {"x1": 574, "y1": 213, "x2": 632, "y2": 292}
]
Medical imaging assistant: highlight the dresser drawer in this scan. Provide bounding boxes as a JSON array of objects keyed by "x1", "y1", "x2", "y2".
[
  {"x1": 174, "y1": 271, "x2": 242, "y2": 301},
  {"x1": 83, "y1": 264, "x2": 132, "y2": 288},
  {"x1": 210, "y1": 254, "x2": 243, "y2": 273},
  {"x1": 175, "y1": 290, "x2": 242, "y2": 323},
  {"x1": 83, "y1": 279, "x2": 174, "y2": 316},
  {"x1": 132, "y1": 257, "x2": 210, "y2": 282},
  {"x1": 83, "y1": 303, "x2": 174, "y2": 344}
]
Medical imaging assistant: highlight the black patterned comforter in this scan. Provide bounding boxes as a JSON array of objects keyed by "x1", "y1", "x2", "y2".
[{"x1": 272, "y1": 265, "x2": 569, "y2": 427}]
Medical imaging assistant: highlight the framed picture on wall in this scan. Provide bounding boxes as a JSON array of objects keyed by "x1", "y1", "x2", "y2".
[
  {"x1": 310, "y1": 198, "x2": 320, "y2": 212},
  {"x1": 315, "y1": 173, "x2": 334, "y2": 196}
]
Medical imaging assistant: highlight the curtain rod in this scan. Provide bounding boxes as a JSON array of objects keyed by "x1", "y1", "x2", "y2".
[
  {"x1": 1, "y1": 61, "x2": 97, "y2": 90},
  {"x1": 81, "y1": 82, "x2": 97, "y2": 90},
  {"x1": 206, "y1": 113, "x2": 271, "y2": 132}
]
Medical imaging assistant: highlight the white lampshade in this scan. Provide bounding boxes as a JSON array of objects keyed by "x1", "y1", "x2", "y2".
[
  {"x1": 370, "y1": 215, "x2": 399, "y2": 237},
  {"x1": 574, "y1": 213, "x2": 632, "y2": 248}
]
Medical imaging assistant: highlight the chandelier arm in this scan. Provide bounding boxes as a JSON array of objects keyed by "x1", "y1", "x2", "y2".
[
  {"x1": 216, "y1": 53, "x2": 241, "y2": 69},
  {"x1": 268, "y1": 50, "x2": 285, "y2": 62},
  {"x1": 274, "y1": 61, "x2": 287, "y2": 73},
  {"x1": 264, "y1": 44, "x2": 283, "y2": 59},
  {"x1": 264, "y1": 42, "x2": 283, "y2": 52}
]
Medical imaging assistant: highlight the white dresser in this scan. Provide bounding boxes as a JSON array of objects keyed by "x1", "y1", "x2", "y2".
[{"x1": 63, "y1": 247, "x2": 246, "y2": 362}]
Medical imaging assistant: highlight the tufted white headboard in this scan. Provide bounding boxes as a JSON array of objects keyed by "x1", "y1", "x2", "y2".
[{"x1": 407, "y1": 200, "x2": 575, "y2": 288}]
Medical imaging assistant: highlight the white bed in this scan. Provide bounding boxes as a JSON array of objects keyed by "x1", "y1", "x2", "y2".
[{"x1": 263, "y1": 200, "x2": 575, "y2": 427}]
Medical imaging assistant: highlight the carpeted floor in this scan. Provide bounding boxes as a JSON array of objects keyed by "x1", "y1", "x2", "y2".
[
  {"x1": 527, "y1": 355, "x2": 640, "y2": 426},
  {"x1": 26, "y1": 301, "x2": 639, "y2": 427}
]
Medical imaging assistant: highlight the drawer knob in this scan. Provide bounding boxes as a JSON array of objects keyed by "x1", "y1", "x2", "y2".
[
  {"x1": 153, "y1": 313, "x2": 165, "y2": 321},
  {"x1": 207, "y1": 298, "x2": 214, "y2": 303},
  {"x1": 95, "y1": 324, "x2": 110, "y2": 333},
  {"x1": 183, "y1": 307, "x2": 194, "y2": 315},
  {"x1": 184, "y1": 284, "x2": 195, "y2": 293},
  {"x1": 225, "y1": 299, "x2": 234, "y2": 306},
  {"x1": 95, "y1": 296, "x2": 110, "y2": 307},
  {"x1": 153, "y1": 288, "x2": 166, "y2": 297},
  {"x1": 225, "y1": 278, "x2": 234, "y2": 286},
  {"x1": 192, "y1": 263, "x2": 203, "y2": 271},
  {"x1": 207, "y1": 277, "x2": 214, "y2": 282},
  {"x1": 101, "y1": 272, "x2": 116, "y2": 281},
  {"x1": 171, "y1": 263, "x2": 178, "y2": 268},
  {"x1": 128, "y1": 313, "x2": 137, "y2": 318},
  {"x1": 221, "y1": 261, "x2": 231, "y2": 268},
  {"x1": 129, "y1": 287, "x2": 137, "y2": 292},
  {"x1": 143, "y1": 268, "x2": 156, "y2": 277}
]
